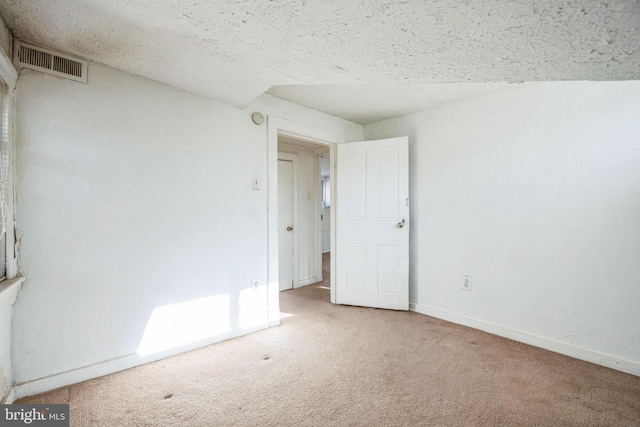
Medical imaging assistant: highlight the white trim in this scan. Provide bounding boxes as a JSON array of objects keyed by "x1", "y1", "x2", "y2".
[
  {"x1": 0, "y1": 275, "x2": 23, "y2": 302},
  {"x1": 0, "y1": 46, "x2": 17, "y2": 280},
  {"x1": 15, "y1": 321, "x2": 271, "y2": 399},
  {"x1": 410, "y1": 302, "x2": 640, "y2": 377},
  {"x1": 0, "y1": 49, "x2": 17, "y2": 88},
  {"x1": 329, "y1": 145, "x2": 336, "y2": 303},
  {"x1": 267, "y1": 117, "x2": 343, "y2": 320},
  {"x1": 313, "y1": 152, "x2": 321, "y2": 282},
  {"x1": 314, "y1": 146, "x2": 330, "y2": 279},
  {"x1": 297, "y1": 277, "x2": 320, "y2": 287},
  {"x1": 0, "y1": 47, "x2": 18, "y2": 407},
  {"x1": 1, "y1": 386, "x2": 15, "y2": 404},
  {"x1": 315, "y1": 153, "x2": 323, "y2": 281}
]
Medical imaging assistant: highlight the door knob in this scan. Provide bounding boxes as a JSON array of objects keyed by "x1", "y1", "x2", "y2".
[
  {"x1": 397, "y1": 219, "x2": 405, "y2": 228},
  {"x1": 287, "y1": 226, "x2": 293, "y2": 232}
]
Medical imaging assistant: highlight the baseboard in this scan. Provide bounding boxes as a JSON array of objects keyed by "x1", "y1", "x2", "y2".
[
  {"x1": 269, "y1": 319, "x2": 281, "y2": 327},
  {"x1": 14, "y1": 321, "x2": 271, "y2": 400},
  {"x1": 1, "y1": 386, "x2": 15, "y2": 404},
  {"x1": 409, "y1": 302, "x2": 640, "y2": 377},
  {"x1": 296, "y1": 277, "x2": 319, "y2": 288}
]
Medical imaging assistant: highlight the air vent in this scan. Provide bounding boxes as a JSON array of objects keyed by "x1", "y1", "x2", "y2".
[{"x1": 14, "y1": 41, "x2": 87, "y2": 83}]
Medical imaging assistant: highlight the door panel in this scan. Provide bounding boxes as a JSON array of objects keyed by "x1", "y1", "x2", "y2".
[
  {"x1": 348, "y1": 151, "x2": 367, "y2": 219},
  {"x1": 278, "y1": 159, "x2": 294, "y2": 291},
  {"x1": 335, "y1": 137, "x2": 409, "y2": 310},
  {"x1": 377, "y1": 244, "x2": 399, "y2": 294},
  {"x1": 379, "y1": 150, "x2": 399, "y2": 220},
  {"x1": 347, "y1": 243, "x2": 367, "y2": 291}
]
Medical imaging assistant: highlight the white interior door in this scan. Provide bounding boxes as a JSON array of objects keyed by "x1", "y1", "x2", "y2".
[
  {"x1": 335, "y1": 136, "x2": 409, "y2": 310},
  {"x1": 278, "y1": 159, "x2": 294, "y2": 291}
]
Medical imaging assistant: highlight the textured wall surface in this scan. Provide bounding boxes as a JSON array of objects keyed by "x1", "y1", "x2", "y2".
[
  {"x1": 364, "y1": 81, "x2": 640, "y2": 374},
  {"x1": 0, "y1": 0, "x2": 638, "y2": 113}
]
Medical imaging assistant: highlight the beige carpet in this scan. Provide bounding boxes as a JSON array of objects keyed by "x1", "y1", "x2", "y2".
[{"x1": 19, "y1": 256, "x2": 640, "y2": 426}]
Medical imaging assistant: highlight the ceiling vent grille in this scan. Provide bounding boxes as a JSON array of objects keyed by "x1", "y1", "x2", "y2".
[{"x1": 14, "y1": 41, "x2": 87, "y2": 83}]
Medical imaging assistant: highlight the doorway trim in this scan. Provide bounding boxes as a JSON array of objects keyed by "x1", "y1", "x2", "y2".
[
  {"x1": 315, "y1": 148, "x2": 331, "y2": 281},
  {"x1": 267, "y1": 117, "x2": 344, "y2": 326}
]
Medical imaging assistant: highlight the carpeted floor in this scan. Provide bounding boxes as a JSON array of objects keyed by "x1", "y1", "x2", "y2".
[{"x1": 19, "y1": 254, "x2": 640, "y2": 426}]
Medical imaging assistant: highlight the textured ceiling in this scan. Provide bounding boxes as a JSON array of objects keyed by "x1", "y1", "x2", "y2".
[
  {"x1": 0, "y1": 0, "x2": 638, "y2": 123},
  {"x1": 268, "y1": 83, "x2": 515, "y2": 124}
]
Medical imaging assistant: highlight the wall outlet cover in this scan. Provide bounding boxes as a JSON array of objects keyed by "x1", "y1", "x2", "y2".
[{"x1": 462, "y1": 275, "x2": 472, "y2": 291}]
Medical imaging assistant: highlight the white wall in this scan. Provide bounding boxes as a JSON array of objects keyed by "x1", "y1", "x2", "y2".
[
  {"x1": 364, "y1": 81, "x2": 640, "y2": 375},
  {"x1": 13, "y1": 63, "x2": 362, "y2": 396}
]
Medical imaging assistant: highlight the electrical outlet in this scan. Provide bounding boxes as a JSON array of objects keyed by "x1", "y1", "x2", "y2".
[{"x1": 462, "y1": 275, "x2": 472, "y2": 291}]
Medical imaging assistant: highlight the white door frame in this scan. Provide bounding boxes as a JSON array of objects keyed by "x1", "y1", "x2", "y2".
[
  {"x1": 0, "y1": 49, "x2": 18, "y2": 280},
  {"x1": 315, "y1": 149, "x2": 331, "y2": 278},
  {"x1": 267, "y1": 117, "x2": 344, "y2": 326}
]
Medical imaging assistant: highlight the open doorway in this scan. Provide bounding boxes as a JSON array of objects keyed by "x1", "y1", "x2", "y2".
[
  {"x1": 267, "y1": 118, "x2": 410, "y2": 323},
  {"x1": 277, "y1": 134, "x2": 331, "y2": 294},
  {"x1": 319, "y1": 152, "x2": 331, "y2": 291},
  {"x1": 267, "y1": 117, "x2": 343, "y2": 327}
]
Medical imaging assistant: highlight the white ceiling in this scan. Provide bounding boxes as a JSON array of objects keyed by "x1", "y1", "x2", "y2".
[
  {"x1": 268, "y1": 82, "x2": 515, "y2": 124},
  {"x1": 0, "y1": 0, "x2": 638, "y2": 124}
]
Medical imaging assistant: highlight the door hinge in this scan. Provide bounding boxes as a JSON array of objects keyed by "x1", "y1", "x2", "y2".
[{"x1": 406, "y1": 198, "x2": 409, "y2": 207}]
